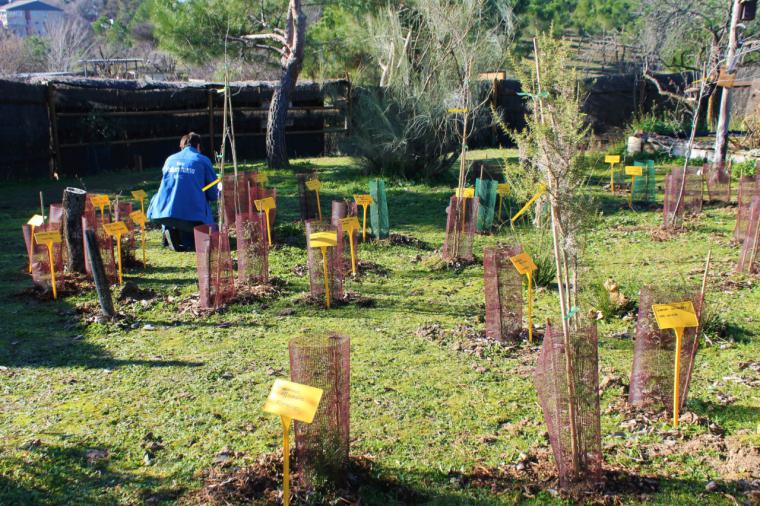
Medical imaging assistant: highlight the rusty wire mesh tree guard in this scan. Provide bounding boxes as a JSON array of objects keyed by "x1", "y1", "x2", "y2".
[
  {"x1": 29, "y1": 222, "x2": 65, "y2": 293},
  {"x1": 534, "y1": 322, "x2": 602, "y2": 491},
  {"x1": 221, "y1": 173, "x2": 248, "y2": 227},
  {"x1": 737, "y1": 195, "x2": 760, "y2": 274},
  {"x1": 442, "y1": 196, "x2": 478, "y2": 261},
  {"x1": 483, "y1": 244, "x2": 523, "y2": 342},
  {"x1": 298, "y1": 174, "x2": 320, "y2": 222},
  {"x1": 49, "y1": 203, "x2": 64, "y2": 225},
  {"x1": 289, "y1": 333, "x2": 350, "y2": 486},
  {"x1": 331, "y1": 200, "x2": 359, "y2": 270},
  {"x1": 629, "y1": 287, "x2": 704, "y2": 412},
  {"x1": 193, "y1": 224, "x2": 235, "y2": 309},
  {"x1": 663, "y1": 167, "x2": 703, "y2": 227},
  {"x1": 235, "y1": 212, "x2": 269, "y2": 286},
  {"x1": 704, "y1": 162, "x2": 731, "y2": 203},
  {"x1": 81, "y1": 205, "x2": 117, "y2": 282},
  {"x1": 734, "y1": 175, "x2": 760, "y2": 243},
  {"x1": 305, "y1": 221, "x2": 344, "y2": 305}
]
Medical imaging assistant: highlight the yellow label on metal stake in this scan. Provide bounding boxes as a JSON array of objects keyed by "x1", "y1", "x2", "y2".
[
  {"x1": 606, "y1": 155, "x2": 620, "y2": 192},
  {"x1": 511, "y1": 184, "x2": 546, "y2": 223},
  {"x1": 510, "y1": 252, "x2": 537, "y2": 343},
  {"x1": 255, "y1": 197, "x2": 277, "y2": 246},
  {"x1": 625, "y1": 165, "x2": 643, "y2": 177},
  {"x1": 306, "y1": 180, "x2": 322, "y2": 221},
  {"x1": 605, "y1": 155, "x2": 621, "y2": 164},
  {"x1": 263, "y1": 379, "x2": 323, "y2": 506},
  {"x1": 652, "y1": 302, "x2": 699, "y2": 428},
  {"x1": 340, "y1": 217, "x2": 360, "y2": 275},
  {"x1": 90, "y1": 194, "x2": 110, "y2": 217},
  {"x1": 497, "y1": 183, "x2": 510, "y2": 196},
  {"x1": 131, "y1": 189, "x2": 147, "y2": 215},
  {"x1": 103, "y1": 221, "x2": 128, "y2": 284},
  {"x1": 34, "y1": 230, "x2": 61, "y2": 300},
  {"x1": 354, "y1": 195, "x2": 374, "y2": 241},
  {"x1": 455, "y1": 187, "x2": 475, "y2": 199},
  {"x1": 129, "y1": 210, "x2": 147, "y2": 267},
  {"x1": 28, "y1": 214, "x2": 44, "y2": 227},
  {"x1": 309, "y1": 232, "x2": 337, "y2": 307}
]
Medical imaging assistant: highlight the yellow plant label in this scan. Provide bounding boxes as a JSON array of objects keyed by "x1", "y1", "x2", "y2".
[
  {"x1": 103, "y1": 221, "x2": 129, "y2": 237},
  {"x1": 455, "y1": 187, "x2": 475, "y2": 198},
  {"x1": 652, "y1": 302, "x2": 699, "y2": 330},
  {"x1": 255, "y1": 197, "x2": 276, "y2": 211},
  {"x1": 340, "y1": 216, "x2": 360, "y2": 233},
  {"x1": 34, "y1": 230, "x2": 61, "y2": 244},
  {"x1": 510, "y1": 252, "x2": 537, "y2": 275},
  {"x1": 497, "y1": 183, "x2": 510, "y2": 196},
  {"x1": 625, "y1": 165, "x2": 643, "y2": 177},
  {"x1": 305, "y1": 179, "x2": 321, "y2": 191},
  {"x1": 27, "y1": 214, "x2": 44, "y2": 227},
  {"x1": 309, "y1": 231, "x2": 337, "y2": 249},
  {"x1": 255, "y1": 173, "x2": 269, "y2": 185},
  {"x1": 354, "y1": 194, "x2": 374, "y2": 207},
  {"x1": 131, "y1": 189, "x2": 147, "y2": 201},
  {"x1": 263, "y1": 378, "x2": 323, "y2": 424},
  {"x1": 605, "y1": 155, "x2": 621, "y2": 164},
  {"x1": 129, "y1": 210, "x2": 146, "y2": 226},
  {"x1": 511, "y1": 183, "x2": 546, "y2": 223},
  {"x1": 202, "y1": 177, "x2": 221, "y2": 192},
  {"x1": 90, "y1": 194, "x2": 110, "y2": 208},
  {"x1": 447, "y1": 108, "x2": 469, "y2": 113}
]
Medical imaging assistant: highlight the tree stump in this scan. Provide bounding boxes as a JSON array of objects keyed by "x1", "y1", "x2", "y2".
[
  {"x1": 85, "y1": 230, "x2": 115, "y2": 318},
  {"x1": 63, "y1": 187, "x2": 87, "y2": 273}
]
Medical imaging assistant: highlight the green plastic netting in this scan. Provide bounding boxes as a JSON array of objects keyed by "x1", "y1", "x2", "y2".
[
  {"x1": 632, "y1": 160, "x2": 656, "y2": 203},
  {"x1": 475, "y1": 178, "x2": 498, "y2": 233},
  {"x1": 369, "y1": 179, "x2": 389, "y2": 239}
]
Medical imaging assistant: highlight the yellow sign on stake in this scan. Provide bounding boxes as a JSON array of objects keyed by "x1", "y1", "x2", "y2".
[
  {"x1": 254, "y1": 197, "x2": 277, "y2": 246},
  {"x1": 263, "y1": 378, "x2": 323, "y2": 506},
  {"x1": 309, "y1": 232, "x2": 337, "y2": 308},
  {"x1": 34, "y1": 230, "x2": 61, "y2": 300},
  {"x1": 510, "y1": 252, "x2": 537, "y2": 343},
  {"x1": 511, "y1": 184, "x2": 546, "y2": 223},
  {"x1": 90, "y1": 194, "x2": 110, "y2": 217},
  {"x1": 354, "y1": 194, "x2": 374, "y2": 241},
  {"x1": 455, "y1": 187, "x2": 475, "y2": 199},
  {"x1": 497, "y1": 183, "x2": 510, "y2": 221},
  {"x1": 340, "y1": 216, "x2": 360, "y2": 275},
  {"x1": 625, "y1": 166, "x2": 643, "y2": 210},
  {"x1": 255, "y1": 173, "x2": 269, "y2": 186},
  {"x1": 606, "y1": 155, "x2": 621, "y2": 192},
  {"x1": 652, "y1": 301, "x2": 699, "y2": 429},
  {"x1": 131, "y1": 190, "x2": 147, "y2": 215},
  {"x1": 103, "y1": 221, "x2": 128, "y2": 284},
  {"x1": 26, "y1": 215, "x2": 45, "y2": 272},
  {"x1": 447, "y1": 108, "x2": 469, "y2": 113},
  {"x1": 305, "y1": 179, "x2": 322, "y2": 221},
  {"x1": 129, "y1": 210, "x2": 147, "y2": 267}
]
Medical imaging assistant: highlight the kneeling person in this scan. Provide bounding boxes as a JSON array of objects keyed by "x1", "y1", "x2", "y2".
[{"x1": 147, "y1": 132, "x2": 219, "y2": 251}]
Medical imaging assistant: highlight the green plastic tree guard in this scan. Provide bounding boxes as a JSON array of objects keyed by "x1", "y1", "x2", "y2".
[
  {"x1": 632, "y1": 160, "x2": 656, "y2": 203},
  {"x1": 475, "y1": 178, "x2": 498, "y2": 232},
  {"x1": 369, "y1": 179, "x2": 389, "y2": 239}
]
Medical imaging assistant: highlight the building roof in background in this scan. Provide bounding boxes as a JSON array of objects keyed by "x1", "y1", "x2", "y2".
[{"x1": 0, "y1": 0, "x2": 63, "y2": 12}]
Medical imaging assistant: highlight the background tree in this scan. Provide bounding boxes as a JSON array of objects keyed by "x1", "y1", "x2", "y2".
[{"x1": 46, "y1": 17, "x2": 93, "y2": 72}]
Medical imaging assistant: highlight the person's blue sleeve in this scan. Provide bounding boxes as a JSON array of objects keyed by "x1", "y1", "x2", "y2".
[{"x1": 204, "y1": 159, "x2": 219, "y2": 202}]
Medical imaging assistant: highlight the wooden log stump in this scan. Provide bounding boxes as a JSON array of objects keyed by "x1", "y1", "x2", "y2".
[{"x1": 63, "y1": 187, "x2": 87, "y2": 273}]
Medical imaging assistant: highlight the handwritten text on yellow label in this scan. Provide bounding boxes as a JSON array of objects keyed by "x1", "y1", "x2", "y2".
[
  {"x1": 497, "y1": 183, "x2": 510, "y2": 196},
  {"x1": 103, "y1": 221, "x2": 129, "y2": 237},
  {"x1": 255, "y1": 197, "x2": 276, "y2": 211},
  {"x1": 34, "y1": 230, "x2": 61, "y2": 244},
  {"x1": 510, "y1": 252, "x2": 537, "y2": 275},
  {"x1": 625, "y1": 165, "x2": 643, "y2": 177},
  {"x1": 339, "y1": 216, "x2": 360, "y2": 232},
  {"x1": 263, "y1": 379, "x2": 323, "y2": 424},
  {"x1": 309, "y1": 231, "x2": 337, "y2": 249},
  {"x1": 90, "y1": 194, "x2": 110, "y2": 208},
  {"x1": 129, "y1": 210, "x2": 146, "y2": 226},
  {"x1": 605, "y1": 155, "x2": 621, "y2": 164},
  {"x1": 652, "y1": 302, "x2": 699, "y2": 330},
  {"x1": 305, "y1": 179, "x2": 321, "y2": 191},
  {"x1": 354, "y1": 194, "x2": 374, "y2": 207},
  {"x1": 455, "y1": 187, "x2": 475, "y2": 198}
]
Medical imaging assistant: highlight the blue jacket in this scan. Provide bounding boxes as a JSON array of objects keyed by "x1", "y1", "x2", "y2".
[{"x1": 147, "y1": 146, "x2": 219, "y2": 224}]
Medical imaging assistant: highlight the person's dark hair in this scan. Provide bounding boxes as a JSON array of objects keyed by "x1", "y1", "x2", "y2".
[
  {"x1": 186, "y1": 132, "x2": 202, "y2": 149},
  {"x1": 179, "y1": 134, "x2": 189, "y2": 149}
]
